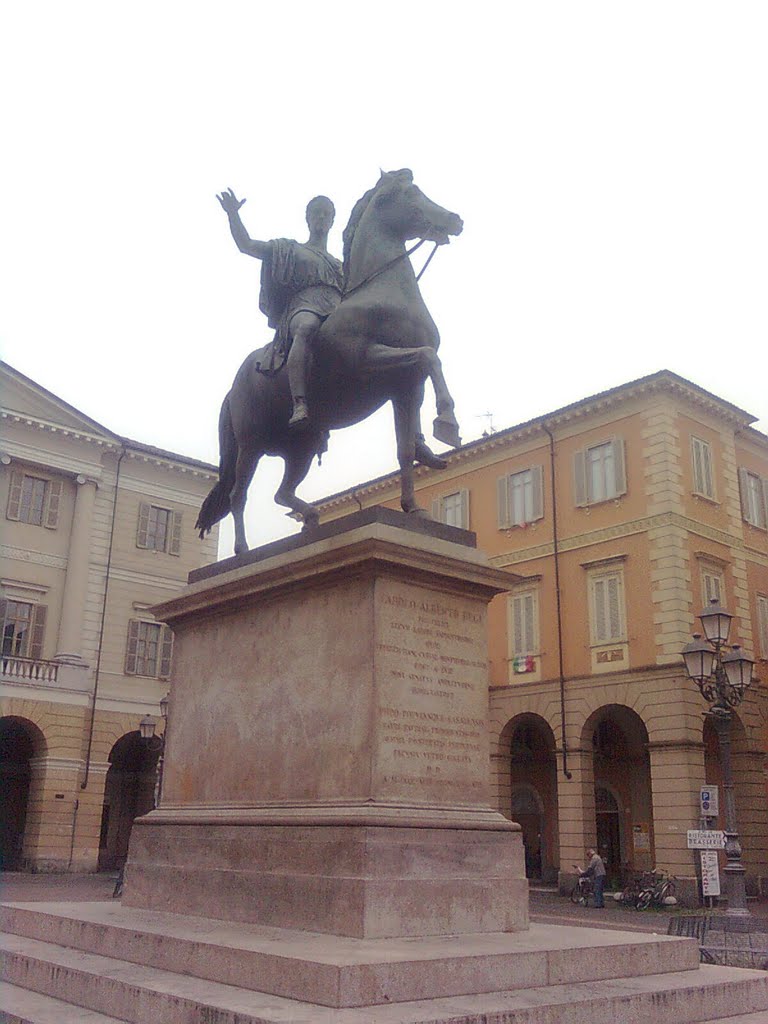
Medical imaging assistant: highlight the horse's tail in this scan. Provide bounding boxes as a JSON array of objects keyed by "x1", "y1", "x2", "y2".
[{"x1": 196, "y1": 395, "x2": 237, "y2": 538}]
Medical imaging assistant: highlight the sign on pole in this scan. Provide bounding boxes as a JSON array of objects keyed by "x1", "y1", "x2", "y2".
[
  {"x1": 700, "y1": 786, "x2": 719, "y2": 817},
  {"x1": 687, "y1": 829, "x2": 726, "y2": 850},
  {"x1": 700, "y1": 849, "x2": 721, "y2": 896}
]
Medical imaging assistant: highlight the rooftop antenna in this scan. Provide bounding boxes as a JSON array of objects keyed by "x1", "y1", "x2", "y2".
[{"x1": 477, "y1": 412, "x2": 497, "y2": 437}]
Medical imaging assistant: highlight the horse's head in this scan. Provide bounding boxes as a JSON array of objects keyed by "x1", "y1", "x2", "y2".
[{"x1": 373, "y1": 169, "x2": 463, "y2": 245}]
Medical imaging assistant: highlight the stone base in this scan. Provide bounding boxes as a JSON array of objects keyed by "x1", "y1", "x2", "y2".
[
  {"x1": 123, "y1": 822, "x2": 528, "y2": 938},
  {"x1": 3, "y1": 901, "x2": 768, "y2": 1023}
]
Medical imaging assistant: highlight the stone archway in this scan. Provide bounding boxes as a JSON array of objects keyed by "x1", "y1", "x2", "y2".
[
  {"x1": 582, "y1": 705, "x2": 655, "y2": 886},
  {"x1": 0, "y1": 716, "x2": 46, "y2": 870},
  {"x1": 505, "y1": 713, "x2": 559, "y2": 883},
  {"x1": 98, "y1": 731, "x2": 160, "y2": 871}
]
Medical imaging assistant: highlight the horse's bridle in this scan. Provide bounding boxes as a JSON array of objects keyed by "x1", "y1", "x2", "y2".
[{"x1": 341, "y1": 238, "x2": 440, "y2": 300}]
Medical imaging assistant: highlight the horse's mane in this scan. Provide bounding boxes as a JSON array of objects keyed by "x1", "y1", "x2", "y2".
[{"x1": 342, "y1": 169, "x2": 412, "y2": 290}]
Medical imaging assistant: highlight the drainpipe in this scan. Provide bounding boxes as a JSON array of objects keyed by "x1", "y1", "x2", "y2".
[
  {"x1": 543, "y1": 423, "x2": 572, "y2": 780},
  {"x1": 81, "y1": 447, "x2": 125, "y2": 791}
]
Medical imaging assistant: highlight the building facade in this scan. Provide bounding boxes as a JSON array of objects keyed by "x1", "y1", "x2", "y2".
[
  {"x1": 0, "y1": 363, "x2": 219, "y2": 871},
  {"x1": 318, "y1": 371, "x2": 768, "y2": 899}
]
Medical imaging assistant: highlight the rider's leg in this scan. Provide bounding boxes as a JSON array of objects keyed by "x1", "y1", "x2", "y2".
[{"x1": 286, "y1": 312, "x2": 321, "y2": 427}]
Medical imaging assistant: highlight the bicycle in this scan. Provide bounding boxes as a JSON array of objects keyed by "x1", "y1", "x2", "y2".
[
  {"x1": 635, "y1": 870, "x2": 677, "y2": 910},
  {"x1": 570, "y1": 874, "x2": 595, "y2": 906}
]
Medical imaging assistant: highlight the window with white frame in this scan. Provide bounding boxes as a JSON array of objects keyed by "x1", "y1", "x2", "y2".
[
  {"x1": 125, "y1": 619, "x2": 174, "y2": 678},
  {"x1": 136, "y1": 502, "x2": 182, "y2": 554},
  {"x1": 757, "y1": 595, "x2": 768, "y2": 660},
  {"x1": 691, "y1": 436, "x2": 715, "y2": 499},
  {"x1": 738, "y1": 469, "x2": 767, "y2": 529},
  {"x1": 497, "y1": 466, "x2": 544, "y2": 527},
  {"x1": 6, "y1": 471, "x2": 63, "y2": 529},
  {"x1": 0, "y1": 599, "x2": 47, "y2": 659},
  {"x1": 588, "y1": 568, "x2": 626, "y2": 645},
  {"x1": 431, "y1": 489, "x2": 469, "y2": 529},
  {"x1": 574, "y1": 438, "x2": 626, "y2": 506}
]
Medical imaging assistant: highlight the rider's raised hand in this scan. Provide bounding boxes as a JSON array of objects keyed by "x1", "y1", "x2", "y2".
[{"x1": 217, "y1": 188, "x2": 246, "y2": 215}]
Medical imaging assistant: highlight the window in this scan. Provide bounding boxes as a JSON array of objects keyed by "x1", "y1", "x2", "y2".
[
  {"x1": 432, "y1": 490, "x2": 469, "y2": 529},
  {"x1": 497, "y1": 466, "x2": 544, "y2": 527},
  {"x1": 137, "y1": 503, "x2": 182, "y2": 554},
  {"x1": 739, "y1": 469, "x2": 767, "y2": 529},
  {"x1": 6, "y1": 471, "x2": 62, "y2": 529},
  {"x1": 589, "y1": 569, "x2": 625, "y2": 644},
  {"x1": 125, "y1": 620, "x2": 174, "y2": 678},
  {"x1": 691, "y1": 437, "x2": 715, "y2": 499},
  {"x1": 510, "y1": 589, "x2": 538, "y2": 656},
  {"x1": 0, "y1": 599, "x2": 47, "y2": 659},
  {"x1": 757, "y1": 596, "x2": 768, "y2": 660},
  {"x1": 700, "y1": 566, "x2": 725, "y2": 607},
  {"x1": 574, "y1": 438, "x2": 626, "y2": 506}
]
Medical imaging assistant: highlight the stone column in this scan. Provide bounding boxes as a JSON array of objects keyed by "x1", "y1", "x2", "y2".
[
  {"x1": 648, "y1": 739, "x2": 705, "y2": 902},
  {"x1": 55, "y1": 475, "x2": 97, "y2": 664},
  {"x1": 556, "y1": 745, "x2": 594, "y2": 892}
]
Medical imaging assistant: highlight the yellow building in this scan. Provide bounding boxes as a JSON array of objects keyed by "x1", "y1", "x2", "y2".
[
  {"x1": 0, "y1": 362, "x2": 218, "y2": 872},
  {"x1": 318, "y1": 371, "x2": 768, "y2": 900}
]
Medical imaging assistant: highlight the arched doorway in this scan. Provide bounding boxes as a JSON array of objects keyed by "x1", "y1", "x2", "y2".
[
  {"x1": 98, "y1": 731, "x2": 160, "y2": 871},
  {"x1": 0, "y1": 717, "x2": 46, "y2": 870},
  {"x1": 585, "y1": 705, "x2": 655, "y2": 886},
  {"x1": 507, "y1": 714, "x2": 559, "y2": 883}
]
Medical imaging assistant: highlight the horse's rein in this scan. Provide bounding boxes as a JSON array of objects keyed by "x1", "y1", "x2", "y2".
[{"x1": 341, "y1": 239, "x2": 440, "y2": 300}]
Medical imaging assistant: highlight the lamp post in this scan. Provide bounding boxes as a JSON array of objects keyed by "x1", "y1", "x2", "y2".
[
  {"x1": 138, "y1": 693, "x2": 169, "y2": 809},
  {"x1": 682, "y1": 599, "x2": 755, "y2": 917}
]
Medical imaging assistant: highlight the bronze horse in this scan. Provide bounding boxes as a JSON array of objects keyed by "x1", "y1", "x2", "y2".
[{"x1": 196, "y1": 169, "x2": 463, "y2": 554}]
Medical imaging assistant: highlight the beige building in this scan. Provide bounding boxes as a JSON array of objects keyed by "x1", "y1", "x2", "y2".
[
  {"x1": 0, "y1": 362, "x2": 218, "y2": 872},
  {"x1": 318, "y1": 371, "x2": 768, "y2": 900}
]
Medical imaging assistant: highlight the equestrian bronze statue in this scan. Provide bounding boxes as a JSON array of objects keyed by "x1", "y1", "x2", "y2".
[{"x1": 197, "y1": 169, "x2": 463, "y2": 554}]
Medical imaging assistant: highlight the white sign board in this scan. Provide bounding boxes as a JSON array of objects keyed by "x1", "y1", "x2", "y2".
[
  {"x1": 700, "y1": 786, "x2": 719, "y2": 817},
  {"x1": 687, "y1": 829, "x2": 726, "y2": 850},
  {"x1": 700, "y1": 849, "x2": 721, "y2": 896}
]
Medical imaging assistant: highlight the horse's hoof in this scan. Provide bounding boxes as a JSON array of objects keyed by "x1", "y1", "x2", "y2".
[
  {"x1": 403, "y1": 505, "x2": 430, "y2": 518},
  {"x1": 302, "y1": 510, "x2": 320, "y2": 531},
  {"x1": 433, "y1": 413, "x2": 461, "y2": 448},
  {"x1": 415, "y1": 438, "x2": 448, "y2": 470}
]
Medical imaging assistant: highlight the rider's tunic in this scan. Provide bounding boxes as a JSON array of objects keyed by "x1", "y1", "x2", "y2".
[{"x1": 259, "y1": 238, "x2": 343, "y2": 353}]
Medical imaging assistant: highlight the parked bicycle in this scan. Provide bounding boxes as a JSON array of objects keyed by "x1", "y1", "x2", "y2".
[
  {"x1": 570, "y1": 873, "x2": 595, "y2": 907},
  {"x1": 617, "y1": 871, "x2": 656, "y2": 908},
  {"x1": 635, "y1": 870, "x2": 677, "y2": 910}
]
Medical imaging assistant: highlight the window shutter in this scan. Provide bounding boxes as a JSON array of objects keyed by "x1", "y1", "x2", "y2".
[
  {"x1": 531, "y1": 465, "x2": 544, "y2": 521},
  {"x1": 459, "y1": 489, "x2": 470, "y2": 530},
  {"x1": 125, "y1": 619, "x2": 140, "y2": 674},
  {"x1": 608, "y1": 577, "x2": 621, "y2": 639},
  {"x1": 758, "y1": 597, "x2": 768, "y2": 659},
  {"x1": 159, "y1": 626, "x2": 174, "y2": 679},
  {"x1": 136, "y1": 503, "x2": 151, "y2": 548},
  {"x1": 524, "y1": 593, "x2": 534, "y2": 653},
  {"x1": 43, "y1": 478, "x2": 63, "y2": 529},
  {"x1": 6, "y1": 471, "x2": 23, "y2": 521},
  {"x1": 0, "y1": 598, "x2": 7, "y2": 639},
  {"x1": 574, "y1": 450, "x2": 587, "y2": 507},
  {"x1": 29, "y1": 604, "x2": 47, "y2": 660},
  {"x1": 612, "y1": 438, "x2": 627, "y2": 496},
  {"x1": 593, "y1": 578, "x2": 606, "y2": 643},
  {"x1": 431, "y1": 498, "x2": 441, "y2": 522},
  {"x1": 512, "y1": 595, "x2": 523, "y2": 654},
  {"x1": 763, "y1": 478, "x2": 768, "y2": 528},
  {"x1": 497, "y1": 476, "x2": 510, "y2": 528},
  {"x1": 737, "y1": 468, "x2": 749, "y2": 521},
  {"x1": 168, "y1": 511, "x2": 183, "y2": 555}
]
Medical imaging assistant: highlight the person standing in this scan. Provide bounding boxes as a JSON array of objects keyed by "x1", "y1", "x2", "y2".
[{"x1": 581, "y1": 847, "x2": 606, "y2": 908}]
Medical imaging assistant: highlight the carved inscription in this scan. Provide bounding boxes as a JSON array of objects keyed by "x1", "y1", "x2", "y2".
[{"x1": 374, "y1": 582, "x2": 490, "y2": 797}]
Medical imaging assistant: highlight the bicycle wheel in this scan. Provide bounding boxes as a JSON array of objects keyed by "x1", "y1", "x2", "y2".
[
  {"x1": 657, "y1": 880, "x2": 676, "y2": 904},
  {"x1": 570, "y1": 884, "x2": 586, "y2": 905},
  {"x1": 636, "y1": 889, "x2": 652, "y2": 910}
]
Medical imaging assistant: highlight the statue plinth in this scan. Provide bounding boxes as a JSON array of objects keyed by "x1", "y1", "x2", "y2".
[{"x1": 123, "y1": 509, "x2": 528, "y2": 938}]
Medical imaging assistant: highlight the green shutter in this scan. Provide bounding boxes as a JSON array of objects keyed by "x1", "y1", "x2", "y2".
[
  {"x1": 125, "y1": 619, "x2": 140, "y2": 674},
  {"x1": 431, "y1": 498, "x2": 441, "y2": 522},
  {"x1": 574, "y1": 450, "x2": 587, "y2": 506},
  {"x1": 531, "y1": 465, "x2": 544, "y2": 521},
  {"x1": 459, "y1": 489, "x2": 470, "y2": 530},
  {"x1": 168, "y1": 511, "x2": 183, "y2": 556},
  {"x1": 29, "y1": 605, "x2": 47, "y2": 660},
  {"x1": 6, "y1": 471, "x2": 23, "y2": 521},
  {"x1": 612, "y1": 438, "x2": 627, "y2": 496},
  {"x1": 43, "y1": 478, "x2": 63, "y2": 529},
  {"x1": 136, "y1": 503, "x2": 151, "y2": 548},
  {"x1": 497, "y1": 476, "x2": 510, "y2": 529},
  {"x1": 159, "y1": 626, "x2": 174, "y2": 679}
]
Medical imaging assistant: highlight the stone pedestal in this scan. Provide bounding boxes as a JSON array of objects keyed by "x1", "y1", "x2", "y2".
[{"x1": 123, "y1": 508, "x2": 528, "y2": 938}]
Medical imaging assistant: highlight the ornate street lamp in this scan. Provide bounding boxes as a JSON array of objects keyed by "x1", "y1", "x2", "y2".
[
  {"x1": 139, "y1": 715, "x2": 156, "y2": 741},
  {"x1": 682, "y1": 599, "x2": 755, "y2": 917}
]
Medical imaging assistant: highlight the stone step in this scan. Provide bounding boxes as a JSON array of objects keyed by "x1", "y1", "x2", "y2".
[
  {"x1": 704, "y1": 1016, "x2": 768, "y2": 1023},
  {"x1": 0, "y1": 982, "x2": 125, "y2": 1024},
  {"x1": 0, "y1": 900, "x2": 700, "y2": 1008},
  {"x1": 2, "y1": 932, "x2": 768, "y2": 1024}
]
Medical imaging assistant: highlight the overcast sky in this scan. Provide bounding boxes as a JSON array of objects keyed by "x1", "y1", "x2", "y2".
[{"x1": 2, "y1": 2, "x2": 766, "y2": 555}]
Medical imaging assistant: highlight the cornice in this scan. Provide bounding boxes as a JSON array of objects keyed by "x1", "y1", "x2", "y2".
[
  {"x1": 0, "y1": 544, "x2": 68, "y2": 571},
  {"x1": 0, "y1": 438, "x2": 106, "y2": 479},
  {"x1": 124, "y1": 449, "x2": 217, "y2": 481},
  {"x1": 1, "y1": 410, "x2": 119, "y2": 449}
]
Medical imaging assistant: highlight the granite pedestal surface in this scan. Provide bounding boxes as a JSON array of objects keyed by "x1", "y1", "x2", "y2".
[{"x1": 122, "y1": 508, "x2": 529, "y2": 938}]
